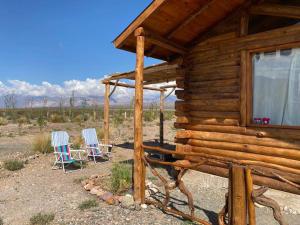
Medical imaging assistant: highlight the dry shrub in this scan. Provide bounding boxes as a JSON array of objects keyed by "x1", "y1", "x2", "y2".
[
  {"x1": 71, "y1": 136, "x2": 83, "y2": 149},
  {"x1": 110, "y1": 162, "x2": 132, "y2": 194},
  {"x1": 32, "y1": 133, "x2": 53, "y2": 154},
  {"x1": 49, "y1": 114, "x2": 65, "y2": 123},
  {"x1": 4, "y1": 160, "x2": 24, "y2": 171},
  {"x1": 78, "y1": 199, "x2": 98, "y2": 210},
  {"x1": 96, "y1": 127, "x2": 104, "y2": 140},
  {"x1": 30, "y1": 213, "x2": 55, "y2": 225},
  {"x1": 0, "y1": 117, "x2": 8, "y2": 126}
]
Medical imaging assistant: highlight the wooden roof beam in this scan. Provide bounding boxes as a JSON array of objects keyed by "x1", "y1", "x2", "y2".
[
  {"x1": 250, "y1": 3, "x2": 300, "y2": 19},
  {"x1": 113, "y1": 0, "x2": 167, "y2": 48},
  {"x1": 102, "y1": 80, "x2": 165, "y2": 92},
  {"x1": 135, "y1": 28, "x2": 188, "y2": 55}
]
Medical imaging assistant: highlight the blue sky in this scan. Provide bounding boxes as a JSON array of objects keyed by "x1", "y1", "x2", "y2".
[{"x1": 0, "y1": 0, "x2": 160, "y2": 85}]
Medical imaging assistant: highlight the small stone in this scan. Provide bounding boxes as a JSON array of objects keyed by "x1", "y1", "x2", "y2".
[
  {"x1": 283, "y1": 206, "x2": 288, "y2": 211},
  {"x1": 149, "y1": 187, "x2": 159, "y2": 194},
  {"x1": 105, "y1": 197, "x2": 115, "y2": 205},
  {"x1": 100, "y1": 192, "x2": 113, "y2": 202},
  {"x1": 145, "y1": 190, "x2": 151, "y2": 198},
  {"x1": 141, "y1": 204, "x2": 147, "y2": 209},
  {"x1": 90, "y1": 187, "x2": 103, "y2": 195},
  {"x1": 90, "y1": 174, "x2": 98, "y2": 179},
  {"x1": 84, "y1": 183, "x2": 94, "y2": 191},
  {"x1": 120, "y1": 194, "x2": 135, "y2": 209}
]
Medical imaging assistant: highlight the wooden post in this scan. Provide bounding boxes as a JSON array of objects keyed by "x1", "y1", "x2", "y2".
[
  {"x1": 104, "y1": 83, "x2": 110, "y2": 145},
  {"x1": 229, "y1": 165, "x2": 247, "y2": 225},
  {"x1": 246, "y1": 168, "x2": 256, "y2": 225},
  {"x1": 160, "y1": 90, "x2": 164, "y2": 147},
  {"x1": 133, "y1": 27, "x2": 145, "y2": 203}
]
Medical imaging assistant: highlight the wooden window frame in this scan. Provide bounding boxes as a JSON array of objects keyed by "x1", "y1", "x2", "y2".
[{"x1": 245, "y1": 42, "x2": 300, "y2": 130}]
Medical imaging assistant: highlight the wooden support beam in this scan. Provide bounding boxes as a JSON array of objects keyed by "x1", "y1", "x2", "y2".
[
  {"x1": 103, "y1": 81, "x2": 164, "y2": 92},
  {"x1": 240, "y1": 50, "x2": 247, "y2": 127},
  {"x1": 246, "y1": 168, "x2": 256, "y2": 225},
  {"x1": 229, "y1": 165, "x2": 247, "y2": 225},
  {"x1": 160, "y1": 84, "x2": 177, "y2": 89},
  {"x1": 133, "y1": 27, "x2": 145, "y2": 204},
  {"x1": 240, "y1": 11, "x2": 249, "y2": 37},
  {"x1": 250, "y1": 3, "x2": 300, "y2": 19},
  {"x1": 160, "y1": 90, "x2": 164, "y2": 147},
  {"x1": 135, "y1": 27, "x2": 188, "y2": 55},
  {"x1": 103, "y1": 83, "x2": 110, "y2": 145}
]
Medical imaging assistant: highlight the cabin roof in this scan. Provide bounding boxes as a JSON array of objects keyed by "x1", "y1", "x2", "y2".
[
  {"x1": 113, "y1": 0, "x2": 247, "y2": 60},
  {"x1": 104, "y1": 62, "x2": 181, "y2": 85}
]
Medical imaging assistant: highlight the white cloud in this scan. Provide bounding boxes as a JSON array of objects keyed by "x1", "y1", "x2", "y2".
[{"x1": 0, "y1": 79, "x2": 176, "y2": 105}]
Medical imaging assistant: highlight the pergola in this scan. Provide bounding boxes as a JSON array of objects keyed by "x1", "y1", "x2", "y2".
[{"x1": 101, "y1": 62, "x2": 182, "y2": 148}]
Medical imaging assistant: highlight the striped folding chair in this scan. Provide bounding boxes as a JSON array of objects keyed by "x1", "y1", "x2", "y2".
[
  {"x1": 51, "y1": 131, "x2": 85, "y2": 173},
  {"x1": 82, "y1": 128, "x2": 112, "y2": 163}
]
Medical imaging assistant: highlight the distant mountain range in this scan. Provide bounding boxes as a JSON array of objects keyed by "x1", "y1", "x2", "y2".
[{"x1": 0, "y1": 94, "x2": 176, "y2": 109}]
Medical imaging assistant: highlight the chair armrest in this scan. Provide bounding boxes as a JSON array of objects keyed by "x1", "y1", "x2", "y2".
[
  {"x1": 99, "y1": 144, "x2": 113, "y2": 148},
  {"x1": 70, "y1": 149, "x2": 85, "y2": 152},
  {"x1": 54, "y1": 152, "x2": 69, "y2": 156}
]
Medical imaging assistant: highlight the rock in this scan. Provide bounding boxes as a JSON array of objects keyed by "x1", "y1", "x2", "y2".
[
  {"x1": 105, "y1": 197, "x2": 115, "y2": 205},
  {"x1": 90, "y1": 174, "x2": 98, "y2": 179},
  {"x1": 120, "y1": 194, "x2": 135, "y2": 209},
  {"x1": 90, "y1": 186, "x2": 105, "y2": 196},
  {"x1": 149, "y1": 187, "x2": 159, "y2": 194},
  {"x1": 145, "y1": 190, "x2": 151, "y2": 198},
  {"x1": 100, "y1": 192, "x2": 113, "y2": 202},
  {"x1": 141, "y1": 204, "x2": 147, "y2": 209},
  {"x1": 81, "y1": 180, "x2": 89, "y2": 186},
  {"x1": 84, "y1": 183, "x2": 94, "y2": 191}
]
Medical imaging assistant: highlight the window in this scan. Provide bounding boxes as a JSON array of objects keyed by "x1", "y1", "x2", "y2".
[{"x1": 251, "y1": 47, "x2": 300, "y2": 126}]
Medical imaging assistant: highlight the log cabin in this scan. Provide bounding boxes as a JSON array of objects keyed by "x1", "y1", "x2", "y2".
[{"x1": 110, "y1": 0, "x2": 300, "y2": 224}]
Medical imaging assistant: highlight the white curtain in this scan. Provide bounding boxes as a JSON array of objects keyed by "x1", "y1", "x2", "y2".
[{"x1": 253, "y1": 48, "x2": 300, "y2": 126}]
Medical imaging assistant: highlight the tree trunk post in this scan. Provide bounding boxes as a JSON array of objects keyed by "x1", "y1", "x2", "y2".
[
  {"x1": 160, "y1": 90, "x2": 164, "y2": 147},
  {"x1": 246, "y1": 168, "x2": 256, "y2": 225},
  {"x1": 229, "y1": 165, "x2": 247, "y2": 225},
  {"x1": 134, "y1": 27, "x2": 145, "y2": 204},
  {"x1": 104, "y1": 83, "x2": 110, "y2": 145}
]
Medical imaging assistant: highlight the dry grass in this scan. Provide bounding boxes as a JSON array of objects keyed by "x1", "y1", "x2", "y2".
[
  {"x1": 110, "y1": 162, "x2": 132, "y2": 194},
  {"x1": 30, "y1": 213, "x2": 55, "y2": 225},
  {"x1": 3, "y1": 160, "x2": 24, "y2": 171},
  {"x1": 0, "y1": 117, "x2": 8, "y2": 126},
  {"x1": 78, "y1": 199, "x2": 98, "y2": 210},
  {"x1": 32, "y1": 133, "x2": 53, "y2": 154}
]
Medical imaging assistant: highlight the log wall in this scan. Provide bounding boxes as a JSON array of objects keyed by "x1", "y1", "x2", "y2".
[{"x1": 175, "y1": 23, "x2": 300, "y2": 190}]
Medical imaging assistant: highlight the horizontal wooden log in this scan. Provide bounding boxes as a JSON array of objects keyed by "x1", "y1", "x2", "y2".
[
  {"x1": 172, "y1": 124, "x2": 300, "y2": 141},
  {"x1": 188, "y1": 78, "x2": 239, "y2": 89},
  {"x1": 188, "y1": 86, "x2": 240, "y2": 94},
  {"x1": 183, "y1": 145, "x2": 300, "y2": 170},
  {"x1": 175, "y1": 117, "x2": 240, "y2": 126},
  {"x1": 194, "y1": 164, "x2": 300, "y2": 195},
  {"x1": 187, "y1": 99, "x2": 240, "y2": 112},
  {"x1": 175, "y1": 144, "x2": 300, "y2": 176},
  {"x1": 185, "y1": 139, "x2": 300, "y2": 161},
  {"x1": 103, "y1": 81, "x2": 164, "y2": 91},
  {"x1": 175, "y1": 90, "x2": 240, "y2": 100},
  {"x1": 189, "y1": 111, "x2": 240, "y2": 119},
  {"x1": 188, "y1": 67, "x2": 239, "y2": 82},
  {"x1": 250, "y1": 3, "x2": 300, "y2": 20},
  {"x1": 176, "y1": 130, "x2": 300, "y2": 150}
]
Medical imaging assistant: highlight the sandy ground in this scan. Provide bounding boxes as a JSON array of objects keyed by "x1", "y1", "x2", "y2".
[{"x1": 0, "y1": 119, "x2": 299, "y2": 225}]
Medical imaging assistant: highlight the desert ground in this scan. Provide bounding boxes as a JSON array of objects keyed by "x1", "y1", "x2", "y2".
[{"x1": 0, "y1": 116, "x2": 299, "y2": 225}]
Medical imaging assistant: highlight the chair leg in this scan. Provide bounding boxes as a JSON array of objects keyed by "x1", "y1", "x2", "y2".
[{"x1": 62, "y1": 163, "x2": 65, "y2": 173}]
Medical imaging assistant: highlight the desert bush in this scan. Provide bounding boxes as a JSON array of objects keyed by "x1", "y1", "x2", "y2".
[
  {"x1": 32, "y1": 133, "x2": 52, "y2": 154},
  {"x1": 0, "y1": 217, "x2": 3, "y2": 225},
  {"x1": 78, "y1": 199, "x2": 98, "y2": 210},
  {"x1": 30, "y1": 213, "x2": 55, "y2": 225},
  {"x1": 110, "y1": 162, "x2": 132, "y2": 194},
  {"x1": 4, "y1": 160, "x2": 24, "y2": 171},
  {"x1": 112, "y1": 109, "x2": 125, "y2": 127},
  {"x1": 0, "y1": 117, "x2": 8, "y2": 126},
  {"x1": 71, "y1": 136, "x2": 83, "y2": 149},
  {"x1": 36, "y1": 115, "x2": 47, "y2": 131},
  {"x1": 49, "y1": 114, "x2": 65, "y2": 123},
  {"x1": 96, "y1": 127, "x2": 104, "y2": 140},
  {"x1": 164, "y1": 111, "x2": 174, "y2": 121},
  {"x1": 144, "y1": 103, "x2": 158, "y2": 122}
]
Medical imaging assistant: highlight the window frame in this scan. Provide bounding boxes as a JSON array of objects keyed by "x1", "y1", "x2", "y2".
[{"x1": 245, "y1": 42, "x2": 300, "y2": 130}]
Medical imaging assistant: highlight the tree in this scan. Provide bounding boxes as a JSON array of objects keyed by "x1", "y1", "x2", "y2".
[{"x1": 3, "y1": 93, "x2": 17, "y2": 121}]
